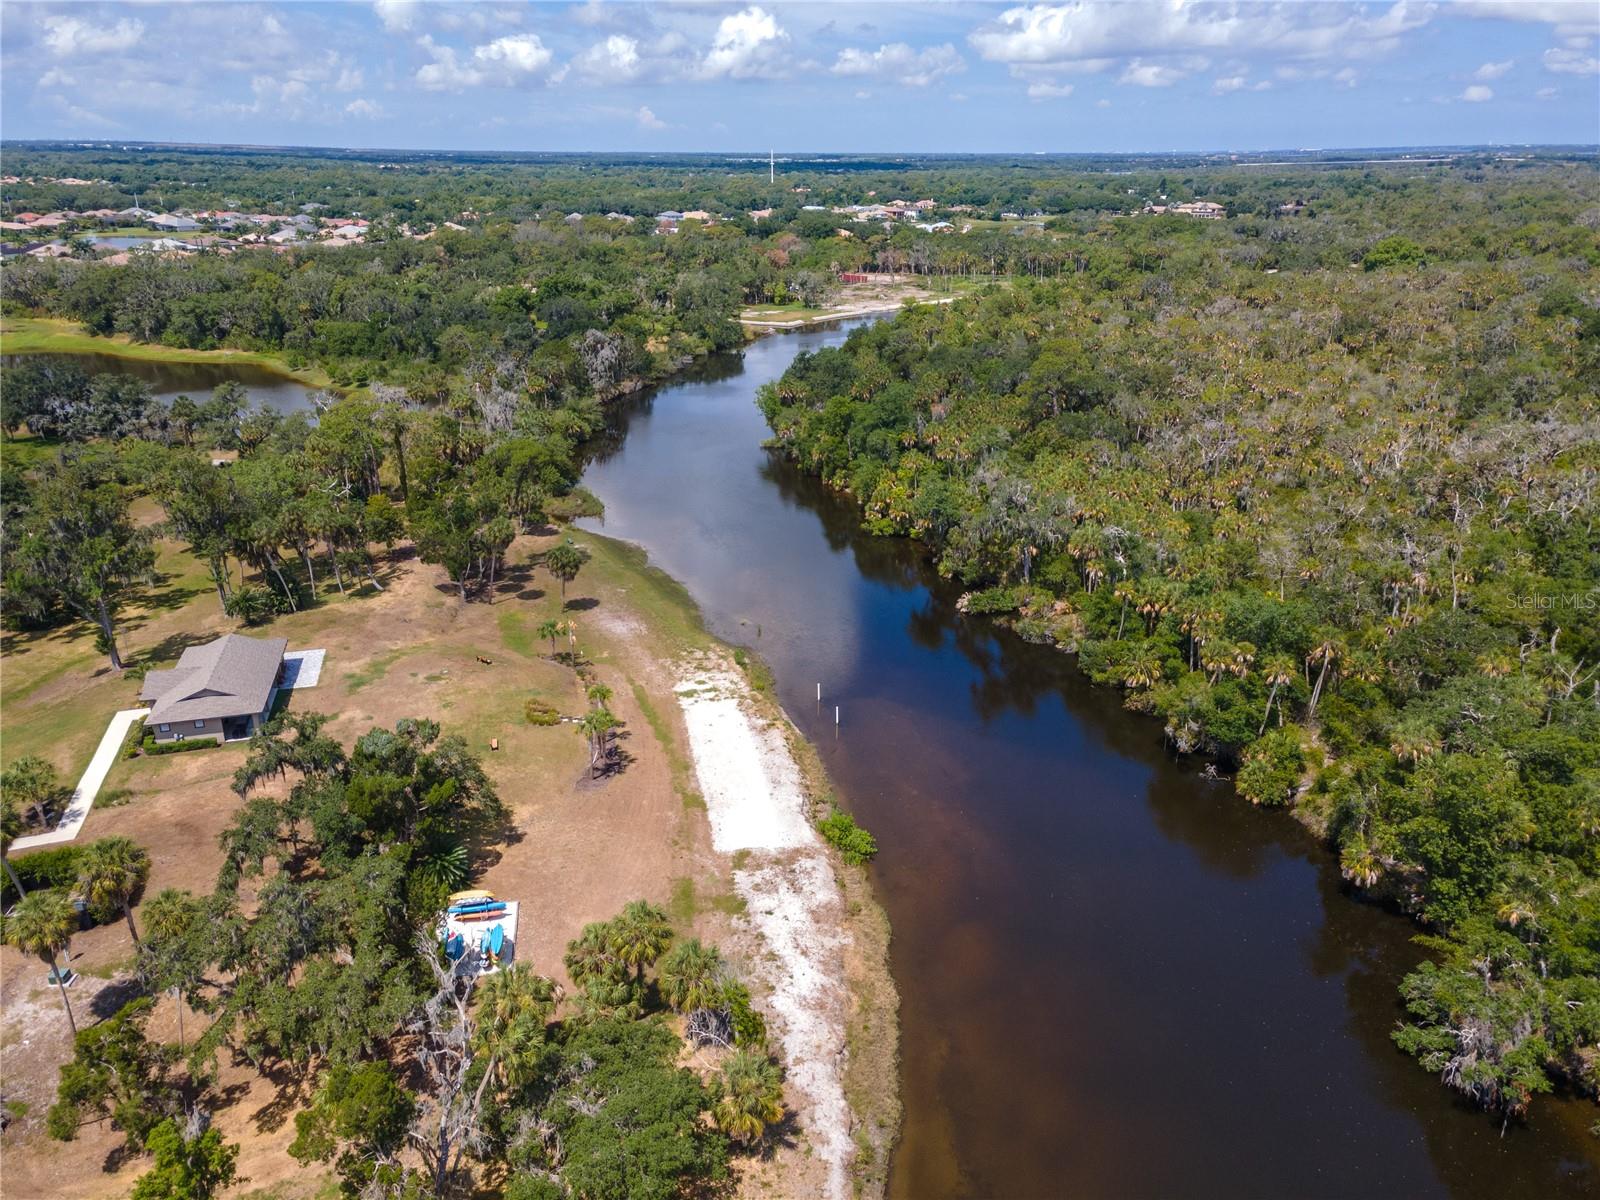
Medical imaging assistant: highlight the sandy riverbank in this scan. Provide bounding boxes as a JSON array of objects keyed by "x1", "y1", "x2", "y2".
[
  {"x1": 675, "y1": 659, "x2": 899, "y2": 1200},
  {"x1": 740, "y1": 289, "x2": 964, "y2": 330}
]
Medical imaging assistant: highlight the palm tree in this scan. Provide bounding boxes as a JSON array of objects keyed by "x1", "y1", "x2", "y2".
[
  {"x1": 4, "y1": 890, "x2": 78, "y2": 1033},
  {"x1": 1, "y1": 792, "x2": 26, "y2": 899},
  {"x1": 658, "y1": 938, "x2": 727, "y2": 1015},
  {"x1": 474, "y1": 965, "x2": 561, "y2": 1091},
  {"x1": 544, "y1": 541, "x2": 589, "y2": 601},
  {"x1": 564, "y1": 921, "x2": 624, "y2": 987},
  {"x1": 76, "y1": 836, "x2": 151, "y2": 944},
  {"x1": 1121, "y1": 643, "x2": 1163, "y2": 691},
  {"x1": 1259, "y1": 654, "x2": 1297, "y2": 734},
  {"x1": 2, "y1": 755, "x2": 60, "y2": 831},
  {"x1": 576, "y1": 710, "x2": 620, "y2": 779},
  {"x1": 138, "y1": 888, "x2": 207, "y2": 1051},
  {"x1": 714, "y1": 1049, "x2": 786, "y2": 1146},
  {"x1": 1389, "y1": 723, "x2": 1440, "y2": 765},
  {"x1": 1305, "y1": 633, "x2": 1343, "y2": 719},
  {"x1": 1113, "y1": 580, "x2": 1138, "y2": 640},
  {"x1": 607, "y1": 900, "x2": 672, "y2": 983},
  {"x1": 537, "y1": 618, "x2": 564, "y2": 656},
  {"x1": 586, "y1": 683, "x2": 613, "y2": 711}
]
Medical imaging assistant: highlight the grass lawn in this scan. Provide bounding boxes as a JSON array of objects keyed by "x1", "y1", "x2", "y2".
[
  {"x1": 93, "y1": 226, "x2": 214, "y2": 240},
  {"x1": 0, "y1": 316, "x2": 333, "y2": 389}
]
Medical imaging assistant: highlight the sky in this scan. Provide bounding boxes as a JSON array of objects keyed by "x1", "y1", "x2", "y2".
[{"x1": 1, "y1": 1, "x2": 1596, "y2": 153}]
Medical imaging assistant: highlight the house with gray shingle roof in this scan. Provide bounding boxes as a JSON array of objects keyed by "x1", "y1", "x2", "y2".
[{"x1": 140, "y1": 633, "x2": 287, "y2": 742}]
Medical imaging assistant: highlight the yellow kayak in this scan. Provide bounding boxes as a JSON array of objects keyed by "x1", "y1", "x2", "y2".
[{"x1": 449, "y1": 889, "x2": 495, "y2": 904}]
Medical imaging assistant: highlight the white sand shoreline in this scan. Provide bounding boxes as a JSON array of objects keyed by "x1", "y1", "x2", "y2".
[{"x1": 675, "y1": 663, "x2": 855, "y2": 1200}]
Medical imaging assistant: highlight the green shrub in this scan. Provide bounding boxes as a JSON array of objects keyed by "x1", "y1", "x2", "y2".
[
  {"x1": 3, "y1": 846, "x2": 83, "y2": 904},
  {"x1": 122, "y1": 718, "x2": 147, "y2": 759},
  {"x1": 817, "y1": 807, "x2": 879, "y2": 865},
  {"x1": 962, "y1": 586, "x2": 1023, "y2": 615},
  {"x1": 223, "y1": 583, "x2": 286, "y2": 626},
  {"x1": 140, "y1": 736, "x2": 219, "y2": 756},
  {"x1": 1236, "y1": 726, "x2": 1310, "y2": 807},
  {"x1": 723, "y1": 980, "x2": 768, "y2": 1049},
  {"x1": 524, "y1": 698, "x2": 562, "y2": 727}
]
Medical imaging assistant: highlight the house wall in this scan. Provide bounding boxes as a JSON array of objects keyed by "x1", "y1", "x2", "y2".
[{"x1": 149, "y1": 716, "x2": 225, "y2": 743}]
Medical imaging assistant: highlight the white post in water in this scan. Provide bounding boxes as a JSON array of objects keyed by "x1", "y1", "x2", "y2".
[
  {"x1": 817, "y1": 682, "x2": 821, "y2": 702},
  {"x1": 835, "y1": 705, "x2": 840, "y2": 726}
]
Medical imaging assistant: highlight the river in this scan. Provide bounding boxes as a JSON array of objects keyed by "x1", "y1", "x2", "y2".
[{"x1": 578, "y1": 319, "x2": 1597, "y2": 1198}]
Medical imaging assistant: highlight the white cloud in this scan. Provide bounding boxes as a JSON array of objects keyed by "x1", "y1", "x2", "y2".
[
  {"x1": 1473, "y1": 58, "x2": 1513, "y2": 80},
  {"x1": 345, "y1": 98, "x2": 385, "y2": 119},
  {"x1": 1333, "y1": 65, "x2": 1358, "y2": 87},
  {"x1": 970, "y1": 2, "x2": 1431, "y2": 69},
  {"x1": 571, "y1": 34, "x2": 644, "y2": 83},
  {"x1": 1095, "y1": 97, "x2": 1112, "y2": 107},
  {"x1": 415, "y1": 32, "x2": 555, "y2": 90},
  {"x1": 700, "y1": 6, "x2": 787, "y2": 79},
  {"x1": 1449, "y1": 3, "x2": 1600, "y2": 38},
  {"x1": 637, "y1": 104, "x2": 667, "y2": 131},
  {"x1": 1027, "y1": 80, "x2": 1075, "y2": 99},
  {"x1": 1120, "y1": 60, "x2": 1187, "y2": 87},
  {"x1": 832, "y1": 42, "x2": 965, "y2": 87},
  {"x1": 1459, "y1": 84, "x2": 1494, "y2": 101},
  {"x1": 1535, "y1": 85, "x2": 1558, "y2": 99},
  {"x1": 373, "y1": 0, "x2": 418, "y2": 34},
  {"x1": 1213, "y1": 73, "x2": 1271, "y2": 94},
  {"x1": 37, "y1": 67, "x2": 76, "y2": 89},
  {"x1": 1542, "y1": 46, "x2": 1599, "y2": 74},
  {"x1": 41, "y1": 15, "x2": 144, "y2": 57}
]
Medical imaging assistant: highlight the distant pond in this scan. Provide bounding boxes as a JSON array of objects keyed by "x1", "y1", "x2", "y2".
[{"x1": 2, "y1": 352, "x2": 321, "y2": 416}]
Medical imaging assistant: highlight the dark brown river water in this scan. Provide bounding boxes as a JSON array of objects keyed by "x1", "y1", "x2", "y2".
[{"x1": 580, "y1": 320, "x2": 1597, "y2": 1199}]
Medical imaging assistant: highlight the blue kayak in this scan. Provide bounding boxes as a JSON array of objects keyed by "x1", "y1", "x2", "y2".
[
  {"x1": 448, "y1": 900, "x2": 508, "y2": 915},
  {"x1": 488, "y1": 924, "x2": 505, "y2": 956}
]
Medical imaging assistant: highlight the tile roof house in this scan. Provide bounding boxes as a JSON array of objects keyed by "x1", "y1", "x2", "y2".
[{"x1": 140, "y1": 633, "x2": 287, "y2": 742}]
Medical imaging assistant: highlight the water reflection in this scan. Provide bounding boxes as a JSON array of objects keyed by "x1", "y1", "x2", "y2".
[{"x1": 3, "y1": 352, "x2": 319, "y2": 415}]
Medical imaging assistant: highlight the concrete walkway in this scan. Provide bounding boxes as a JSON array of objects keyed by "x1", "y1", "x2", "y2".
[{"x1": 11, "y1": 708, "x2": 149, "y2": 851}]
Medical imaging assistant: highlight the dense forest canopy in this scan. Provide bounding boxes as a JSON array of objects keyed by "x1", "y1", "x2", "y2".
[{"x1": 760, "y1": 161, "x2": 1600, "y2": 1121}]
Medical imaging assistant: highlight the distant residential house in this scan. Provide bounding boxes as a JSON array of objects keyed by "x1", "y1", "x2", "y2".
[
  {"x1": 564, "y1": 212, "x2": 585, "y2": 225},
  {"x1": 914, "y1": 199, "x2": 938, "y2": 211},
  {"x1": 150, "y1": 214, "x2": 200, "y2": 232},
  {"x1": 140, "y1": 633, "x2": 288, "y2": 743},
  {"x1": 116, "y1": 206, "x2": 157, "y2": 221},
  {"x1": 748, "y1": 208, "x2": 774, "y2": 220},
  {"x1": 1276, "y1": 200, "x2": 1308, "y2": 216},
  {"x1": 1168, "y1": 201, "x2": 1226, "y2": 219},
  {"x1": 681, "y1": 210, "x2": 712, "y2": 222},
  {"x1": 27, "y1": 215, "x2": 68, "y2": 229},
  {"x1": 14, "y1": 212, "x2": 42, "y2": 222},
  {"x1": 266, "y1": 227, "x2": 301, "y2": 244},
  {"x1": 839, "y1": 271, "x2": 873, "y2": 283},
  {"x1": 604, "y1": 212, "x2": 636, "y2": 223}
]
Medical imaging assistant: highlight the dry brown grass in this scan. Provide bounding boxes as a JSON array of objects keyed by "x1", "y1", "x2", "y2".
[{"x1": 0, "y1": 528, "x2": 898, "y2": 1200}]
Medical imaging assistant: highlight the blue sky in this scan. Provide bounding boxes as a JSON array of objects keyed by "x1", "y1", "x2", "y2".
[{"x1": 2, "y1": 2, "x2": 1596, "y2": 152}]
